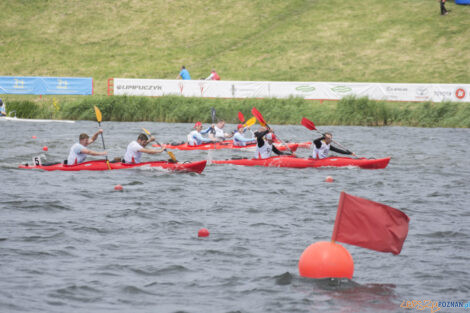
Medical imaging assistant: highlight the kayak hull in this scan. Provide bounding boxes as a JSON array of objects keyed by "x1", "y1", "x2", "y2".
[
  {"x1": 153, "y1": 141, "x2": 301, "y2": 152},
  {"x1": 18, "y1": 160, "x2": 207, "y2": 174},
  {"x1": 212, "y1": 156, "x2": 390, "y2": 169}
]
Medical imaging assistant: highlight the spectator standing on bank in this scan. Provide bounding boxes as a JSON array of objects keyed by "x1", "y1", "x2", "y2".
[
  {"x1": 177, "y1": 66, "x2": 191, "y2": 80},
  {"x1": 205, "y1": 69, "x2": 220, "y2": 80},
  {"x1": 440, "y1": 0, "x2": 448, "y2": 15}
]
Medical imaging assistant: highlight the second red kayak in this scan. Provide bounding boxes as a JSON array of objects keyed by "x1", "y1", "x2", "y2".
[
  {"x1": 19, "y1": 159, "x2": 207, "y2": 174},
  {"x1": 211, "y1": 156, "x2": 391, "y2": 169}
]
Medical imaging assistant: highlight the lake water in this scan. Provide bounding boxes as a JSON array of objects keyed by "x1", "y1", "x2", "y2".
[{"x1": 1, "y1": 119, "x2": 469, "y2": 313}]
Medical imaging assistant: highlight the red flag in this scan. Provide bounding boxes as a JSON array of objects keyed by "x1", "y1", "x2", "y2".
[{"x1": 331, "y1": 192, "x2": 410, "y2": 255}]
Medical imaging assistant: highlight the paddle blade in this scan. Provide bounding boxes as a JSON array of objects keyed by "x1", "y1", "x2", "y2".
[
  {"x1": 94, "y1": 106, "x2": 102, "y2": 123},
  {"x1": 251, "y1": 107, "x2": 266, "y2": 127},
  {"x1": 211, "y1": 107, "x2": 216, "y2": 123},
  {"x1": 142, "y1": 127, "x2": 151, "y2": 135},
  {"x1": 243, "y1": 116, "x2": 256, "y2": 128},
  {"x1": 167, "y1": 151, "x2": 177, "y2": 162},
  {"x1": 301, "y1": 117, "x2": 317, "y2": 131},
  {"x1": 238, "y1": 111, "x2": 245, "y2": 123}
]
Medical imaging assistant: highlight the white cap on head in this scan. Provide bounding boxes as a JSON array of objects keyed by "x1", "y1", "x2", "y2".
[{"x1": 265, "y1": 133, "x2": 273, "y2": 140}]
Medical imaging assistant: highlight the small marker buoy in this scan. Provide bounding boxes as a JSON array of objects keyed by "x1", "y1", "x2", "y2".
[
  {"x1": 298, "y1": 241, "x2": 354, "y2": 279},
  {"x1": 325, "y1": 176, "x2": 334, "y2": 183},
  {"x1": 114, "y1": 184, "x2": 123, "y2": 191},
  {"x1": 43, "y1": 146, "x2": 48, "y2": 151},
  {"x1": 198, "y1": 228, "x2": 210, "y2": 237},
  {"x1": 32, "y1": 136, "x2": 37, "y2": 139}
]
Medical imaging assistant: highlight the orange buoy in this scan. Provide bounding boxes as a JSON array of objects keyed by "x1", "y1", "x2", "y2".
[
  {"x1": 43, "y1": 146, "x2": 48, "y2": 151},
  {"x1": 325, "y1": 176, "x2": 334, "y2": 183},
  {"x1": 114, "y1": 184, "x2": 123, "y2": 191},
  {"x1": 198, "y1": 228, "x2": 210, "y2": 237},
  {"x1": 32, "y1": 136, "x2": 37, "y2": 139},
  {"x1": 298, "y1": 241, "x2": 354, "y2": 279}
]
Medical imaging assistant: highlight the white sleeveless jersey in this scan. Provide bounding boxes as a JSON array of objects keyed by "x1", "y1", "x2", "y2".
[
  {"x1": 312, "y1": 140, "x2": 330, "y2": 159},
  {"x1": 214, "y1": 126, "x2": 225, "y2": 138},
  {"x1": 124, "y1": 141, "x2": 143, "y2": 163},
  {"x1": 67, "y1": 143, "x2": 86, "y2": 165},
  {"x1": 255, "y1": 142, "x2": 273, "y2": 159},
  {"x1": 188, "y1": 130, "x2": 199, "y2": 146}
]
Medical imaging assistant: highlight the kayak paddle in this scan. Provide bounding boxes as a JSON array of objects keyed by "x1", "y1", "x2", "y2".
[
  {"x1": 210, "y1": 107, "x2": 216, "y2": 135},
  {"x1": 141, "y1": 128, "x2": 177, "y2": 162},
  {"x1": 238, "y1": 111, "x2": 245, "y2": 123},
  {"x1": 301, "y1": 117, "x2": 356, "y2": 157},
  {"x1": 251, "y1": 107, "x2": 293, "y2": 154},
  {"x1": 93, "y1": 105, "x2": 111, "y2": 170}
]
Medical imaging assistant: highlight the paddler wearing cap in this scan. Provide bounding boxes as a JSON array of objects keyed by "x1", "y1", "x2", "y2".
[
  {"x1": 254, "y1": 126, "x2": 291, "y2": 159},
  {"x1": 233, "y1": 124, "x2": 256, "y2": 146},
  {"x1": 187, "y1": 121, "x2": 214, "y2": 146}
]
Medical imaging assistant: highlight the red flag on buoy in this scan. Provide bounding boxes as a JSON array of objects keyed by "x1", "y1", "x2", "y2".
[{"x1": 331, "y1": 192, "x2": 410, "y2": 255}]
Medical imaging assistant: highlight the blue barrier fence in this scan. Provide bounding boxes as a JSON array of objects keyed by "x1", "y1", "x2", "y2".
[{"x1": 0, "y1": 76, "x2": 93, "y2": 95}]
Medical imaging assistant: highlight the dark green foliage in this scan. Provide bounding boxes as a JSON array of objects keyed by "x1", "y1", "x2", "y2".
[{"x1": 5, "y1": 95, "x2": 470, "y2": 128}]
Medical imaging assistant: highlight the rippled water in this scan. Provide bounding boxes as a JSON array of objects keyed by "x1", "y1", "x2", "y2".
[{"x1": 1, "y1": 120, "x2": 469, "y2": 313}]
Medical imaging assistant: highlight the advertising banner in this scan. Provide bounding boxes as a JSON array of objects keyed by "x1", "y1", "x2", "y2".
[
  {"x1": 112, "y1": 78, "x2": 470, "y2": 103},
  {"x1": 0, "y1": 76, "x2": 93, "y2": 95}
]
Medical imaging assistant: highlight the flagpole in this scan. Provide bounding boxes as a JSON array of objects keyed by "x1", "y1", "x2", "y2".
[{"x1": 331, "y1": 191, "x2": 346, "y2": 242}]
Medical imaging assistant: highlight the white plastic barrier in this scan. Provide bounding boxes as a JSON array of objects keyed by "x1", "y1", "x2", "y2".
[{"x1": 112, "y1": 78, "x2": 470, "y2": 103}]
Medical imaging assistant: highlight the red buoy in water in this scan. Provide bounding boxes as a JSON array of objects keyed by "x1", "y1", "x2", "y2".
[
  {"x1": 32, "y1": 136, "x2": 37, "y2": 139},
  {"x1": 114, "y1": 184, "x2": 123, "y2": 191},
  {"x1": 325, "y1": 176, "x2": 334, "y2": 183},
  {"x1": 198, "y1": 228, "x2": 210, "y2": 237},
  {"x1": 298, "y1": 241, "x2": 354, "y2": 279},
  {"x1": 43, "y1": 146, "x2": 48, "y2": 151}
]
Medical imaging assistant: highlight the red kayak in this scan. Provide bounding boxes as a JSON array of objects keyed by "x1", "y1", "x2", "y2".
[
  {"x1": 152, "y1": 141, "x2": 300, "y2": 152},
  {"x1": 211, "y1": 156, "x2": 390, "y2": 169},
  {"x1": 18, "y1": 159, "x2": 207, "y2": 174}
]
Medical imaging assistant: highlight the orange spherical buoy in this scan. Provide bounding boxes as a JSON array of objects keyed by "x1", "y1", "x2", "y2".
[
  {"x1": 32, "y1": 136, "x2": 37, "y2": 139},
  {"x1": 198, "y1": 228, "x2": 210, "y2": 237},
  {"x1": 43, "y1": 146, "x2": 48, "y2": 151},
  {"x1": 114, "y1": 184, "x2": 123, "y2": 191},
  {"x1": 298, "y1": 241, "x2": 354, "y2": 279},
  {"x1": 325, "y1": 176, "x2": 334, "y2": 183}
]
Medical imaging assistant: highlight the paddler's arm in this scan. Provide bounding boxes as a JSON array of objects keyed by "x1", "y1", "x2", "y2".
[
  {"x1": 313, "y1": 137, "x2": 323, "y2": 149},
  {"x1": 81, "y1": 148, "x2": 107, "y2": 156},
  {"x1": 330, "y1": 145, "x2": 355, "y2": 156},
  {"x1": 88, "y1": 129, "x2": 103, "y2": 144},
  {"x1": 143, "y1": 136, "x2": 155, "y2": 147},
  {"x1": 255, "y1": 129, "x2": 270, "y2": 147},
  {"x1": 139, "y1": 147, "x2": 164, "y2": 154},
  {"x1": 272, "y1": 145, "x2": 290, "y2": 156}
]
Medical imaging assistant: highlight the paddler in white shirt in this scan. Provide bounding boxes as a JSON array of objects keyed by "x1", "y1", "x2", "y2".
[
  {"x1": 209, "y1": 120, "x2": 232, "y2": 142},
  {"x1": 254, "y1": 127, "x2": 291, "y2": 159},
  {"x1": 123, "y1": 133, "x2": 164, "y2": 163},
  {"x1": 311, "y1": 132, "x2": 356, "y2": 159},
  {"x1": 67, "y1": 130, "x2": 107, "y2": 165}
]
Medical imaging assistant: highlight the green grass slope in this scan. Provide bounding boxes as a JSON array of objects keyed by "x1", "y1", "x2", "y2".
[{"x1": 1, "y1": 0, "x2": 469, "y2": 95}]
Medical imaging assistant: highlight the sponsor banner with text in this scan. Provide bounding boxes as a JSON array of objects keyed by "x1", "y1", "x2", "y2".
[{"x1": 113, "y1": 79, "x2": 469, "y2": 102}]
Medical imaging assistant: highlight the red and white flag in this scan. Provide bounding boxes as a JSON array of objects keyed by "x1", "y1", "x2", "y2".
[{"x1": 332, "y1": 192, "x2": 410, "y2": 255}]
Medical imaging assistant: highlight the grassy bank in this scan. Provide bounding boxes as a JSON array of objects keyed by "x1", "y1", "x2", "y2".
[
  {"x1": 1, "y1": 0, "x2": 469, "y2": 95},
  {"x1": 4, "y1": 96, "x2": 470, "y2": 128}
]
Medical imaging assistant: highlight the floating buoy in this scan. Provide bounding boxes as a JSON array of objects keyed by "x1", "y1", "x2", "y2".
[
  {"x1": 298, "y1": 241, "x2": 354, "y2": 279},
  {"x1": 43, "y1": 146, "x2": 48, "y2": 151},
  {"x1": 198, "y1": 228, "x2": 210, "y2": 237},
  {"x1": 32, "y1": 136, "x2": 37, "y2": 139},
  {"x1": 325, "y1": 176, "x2": 334, "y2": 183},
  {"x1": 114, "y1": 184, "x2": 123, "y2": 191}
]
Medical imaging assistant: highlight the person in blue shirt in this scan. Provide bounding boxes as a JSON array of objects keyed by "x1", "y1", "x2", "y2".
[
  {"x1": 0, "y1": 99, "x2": 6, "y2": 116},
  {"x1": 187, "y1": 122, "x2": 214, "y2": 146},
  {"x1": 177, "y1": 65, "x2": 191, "y2": 80},
  {"x1": 233, "y1": 124, "x2": 256, "y2": 146}
]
